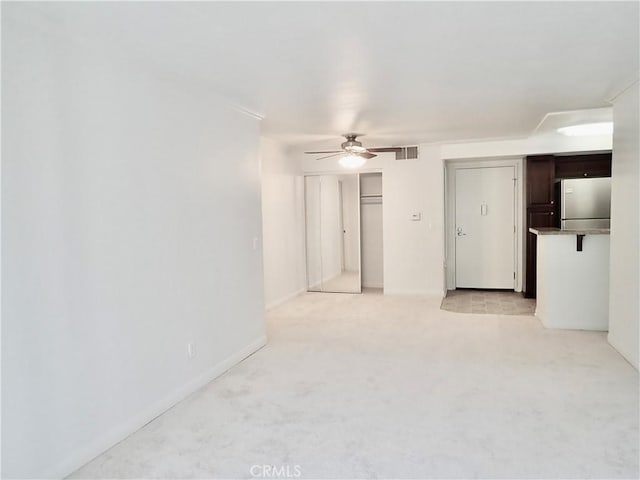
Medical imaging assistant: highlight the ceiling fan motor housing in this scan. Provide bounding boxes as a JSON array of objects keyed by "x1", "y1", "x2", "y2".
[{"x1": 341, "y1": 134, "x2": 367, "y2": 153}]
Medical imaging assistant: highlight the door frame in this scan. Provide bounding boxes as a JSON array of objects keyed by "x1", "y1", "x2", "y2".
[{"x1": 444, "y1": 157, "x2": 524, "y2": 292}]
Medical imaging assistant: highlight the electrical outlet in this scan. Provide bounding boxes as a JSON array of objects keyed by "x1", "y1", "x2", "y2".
[{"x1": 187, "y1": 343, "x2": 195, "y2": 359}]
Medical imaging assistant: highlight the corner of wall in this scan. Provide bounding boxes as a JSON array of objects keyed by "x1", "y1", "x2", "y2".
[{"x1": 607, "y1": 80, "x2": 639, "y2": 370}]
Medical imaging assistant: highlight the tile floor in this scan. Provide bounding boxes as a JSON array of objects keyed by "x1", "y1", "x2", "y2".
[{"x1": 441, "y1": 289, "x2": 536, "y2": 315}]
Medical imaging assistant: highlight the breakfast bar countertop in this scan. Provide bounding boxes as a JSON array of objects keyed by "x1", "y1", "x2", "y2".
[{"x1": 529, "y1": 227, "x2": 610, "y2": 235}]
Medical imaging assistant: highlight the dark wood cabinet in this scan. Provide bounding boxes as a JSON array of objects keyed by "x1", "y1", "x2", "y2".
[
  {"x1": 555, "y1": 153, "x2": 612, "y2": 179},
  {"x1": 524, "y1": 155, "x2": 557, "y2": 298},
  {"x1": 527, "y1": 209, "x2": 556, "y2": 229},
  {"x1": 527, "y1": 155, "x2": 555, "y2": 207},
  {"x1": 523, "y1": 152, "x2": 611, "y2": 298},
  {"x1": 524, "y1": 208, "x2": 557, "y2": 298}
]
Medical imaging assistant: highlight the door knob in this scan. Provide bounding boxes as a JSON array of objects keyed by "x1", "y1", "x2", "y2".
[{"x1": 457, "y1": 227, "x2": 466, "y2": 237}]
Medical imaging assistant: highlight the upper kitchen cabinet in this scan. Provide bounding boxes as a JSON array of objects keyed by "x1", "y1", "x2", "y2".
[
  {"x1": 555, "y1": 153, "x2": 612, "y2": 179},
  {"x1": 526, "y1": 155, "x2": 555, "y2": 207}
]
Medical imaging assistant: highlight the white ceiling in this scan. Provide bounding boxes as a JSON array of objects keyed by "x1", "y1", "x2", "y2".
[{"x1": 15, "y1": 2, "x2": 639, "y2": 149}]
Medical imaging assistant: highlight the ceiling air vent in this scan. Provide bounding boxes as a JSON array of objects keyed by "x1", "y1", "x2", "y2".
[{"x1": 395, "y1": 146, "x2": 418, "y2": 160}]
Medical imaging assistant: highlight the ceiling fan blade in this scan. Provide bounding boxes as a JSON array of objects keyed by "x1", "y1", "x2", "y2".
[
  {"x1": 315, "y1": 152, "x2": 344, "y2": 161},
  {"x1": 304, "y1": 150, "x2": 342, "y2": 154},
  {"x1": 361, "y1": 152, "x2": 377, "y2": 159},
  {"x1": 367, "y1": 147, "x2": 402, "y2": 153}
]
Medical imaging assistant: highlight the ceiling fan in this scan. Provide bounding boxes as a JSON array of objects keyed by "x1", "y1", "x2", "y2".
[{"x1": 304, "y1": 133, "x2": 403, "y2": 168}]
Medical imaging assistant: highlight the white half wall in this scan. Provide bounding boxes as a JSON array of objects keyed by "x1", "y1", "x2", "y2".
[
  {"x1": 608, "y1": 82, "x2": 639, "y2": 369},
  {"x1": 2, "y1": 7, "x2": 266, "y2": 478},
  {"x1": 260, "y1": 139, "x2": 306, "y2": 308}
]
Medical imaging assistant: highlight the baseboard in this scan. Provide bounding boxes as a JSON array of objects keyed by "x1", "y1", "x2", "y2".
[
  {"x1": 266, "y1": 288, "x2": 306, "y2": 310},
  {"x1": 47, "y1": 335, "x2": 267, "y2": 479},
  {"x1": 608, "y1": 332, "x2": 639, "y2": 371},
  {"x1": 362, "y1": 283, "x2": 383, "y2": 289}
]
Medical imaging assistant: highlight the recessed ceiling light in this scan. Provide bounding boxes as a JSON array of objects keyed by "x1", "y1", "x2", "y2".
[
  {"x1": 339, "y1": 154, "x2": 367, "y2": 169},
  {"x1": 557, "y1": 122, "x2": 613, "y2": 136}
]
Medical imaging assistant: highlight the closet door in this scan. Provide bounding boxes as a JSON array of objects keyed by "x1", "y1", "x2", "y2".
[
  {"x1": 304, "y1": 174, "x2": 361, "y2": 293},
  {"x1": 304, "y1": 176, "x2": 323, "y2": 291}
]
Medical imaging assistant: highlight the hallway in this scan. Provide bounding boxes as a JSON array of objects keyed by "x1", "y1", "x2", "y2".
[{"x1": 71, "y1": 292, "x2": 638, "y2": 479}]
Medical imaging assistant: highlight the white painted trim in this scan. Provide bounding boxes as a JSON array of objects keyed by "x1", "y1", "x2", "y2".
[
  {"x1": 608, "y1": 334, "x2": 639, "y2": 370},
  {"x1": 265, "y1": 288, "x2": 306, "y2": 310},
  {"x1": 46, "y1": 335, "x2": 267, "y2": 479}
]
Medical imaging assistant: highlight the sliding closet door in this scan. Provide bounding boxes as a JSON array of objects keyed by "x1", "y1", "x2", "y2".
[{"x1": 304, "y1": 174, "x2": 361, "y2": 293}]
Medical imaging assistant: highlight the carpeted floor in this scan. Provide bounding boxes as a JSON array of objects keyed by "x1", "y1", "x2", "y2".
[
  {"x1": 70, "y1": 291, "x2": 638, "y2": 479},
  {"x1": 441, "y1": 289, "x2": 536, "y2": 315},
  {"x1": 317, "y1": 270, "x2": 360, "y2": 293}
]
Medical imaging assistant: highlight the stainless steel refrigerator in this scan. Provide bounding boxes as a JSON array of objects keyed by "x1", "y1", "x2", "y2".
[{"x1": 561, "y1": 177, "x2": 611, "y2": 229}]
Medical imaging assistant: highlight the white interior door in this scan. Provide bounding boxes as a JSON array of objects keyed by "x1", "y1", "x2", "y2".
[{"x1": 455, "y1": 166, "x2": 515, "y2": 289}]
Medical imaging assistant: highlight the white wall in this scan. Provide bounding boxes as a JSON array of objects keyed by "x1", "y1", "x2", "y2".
[
  {"x1": 260, "y1": 139, "x2": 306, "y2": 308},
  {"x1": 382, "y1": 149, "x2": 445, "y2": 295},
  {"x1": 2, "y1": 8, "x2": 266, "y2": 478},
  {"x1": 440, "y1": 131, "x2": 613, "y2": 160},
  {"x1": 608, "y1": 82, "x2": 639, "y2": 369}
]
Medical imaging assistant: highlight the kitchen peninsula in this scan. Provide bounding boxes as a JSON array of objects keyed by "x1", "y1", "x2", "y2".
[{"x1": 530, "y1": 227, "x2": 610, "y2": 331}]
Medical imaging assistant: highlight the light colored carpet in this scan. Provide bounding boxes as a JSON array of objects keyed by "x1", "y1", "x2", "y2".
[
  {"x1": 441, "y1": 289, "x2": 536, "y2": 315},
  {"x1": 317, "y1": 270, "x2": 360, "y2": 293},
  {"x1": 70, "y1": 291, "x2": 638, "y2": 479}
]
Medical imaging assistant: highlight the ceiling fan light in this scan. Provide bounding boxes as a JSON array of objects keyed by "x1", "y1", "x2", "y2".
[
  {"x1": 339, "y1": 154, "x2": 367, "y2": 169},
  {"x1": 557, "y1": 122, "x2": 613, "y2": 136}
]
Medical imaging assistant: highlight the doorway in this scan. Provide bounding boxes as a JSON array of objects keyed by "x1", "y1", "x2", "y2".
[
  {"x1": 445, "y1": 159, "x2": 523, "y2": 292},
  {"x1": 360, "y1": 173, "x2": 383, "y2": 289}
]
